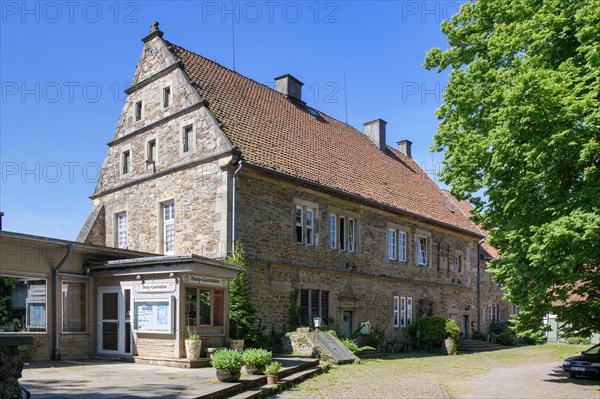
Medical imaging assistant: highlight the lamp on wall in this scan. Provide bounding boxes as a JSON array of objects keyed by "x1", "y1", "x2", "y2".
[
  {"x1": 169, "y1": 272, "x2": 178, "y2": 283},
  {"x1": 136, "y1": 274, "x2": 144, "y2": 284}
]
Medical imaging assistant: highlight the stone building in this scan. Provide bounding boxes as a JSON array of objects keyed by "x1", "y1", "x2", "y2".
[{"x1": 78, "y1": 22, "x2": 510, "y2": 344}]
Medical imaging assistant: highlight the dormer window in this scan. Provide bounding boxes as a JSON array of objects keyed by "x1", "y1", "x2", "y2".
[{"x1": 135, "y1": 101, "x2": 143, "y2": 121}]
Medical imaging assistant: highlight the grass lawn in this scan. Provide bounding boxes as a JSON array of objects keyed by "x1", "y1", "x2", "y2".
[{"x1": 278, "y1": 343, "x2": 591, "y2": 399}]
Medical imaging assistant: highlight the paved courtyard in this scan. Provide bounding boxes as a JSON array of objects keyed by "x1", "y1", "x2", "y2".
[{"x1": 20, "y1": 360, "x2": 218, "y2": 399}]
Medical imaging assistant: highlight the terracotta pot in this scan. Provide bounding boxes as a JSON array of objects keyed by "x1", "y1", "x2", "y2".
[
  {"x1": 229, "y1": 339, "x2": 244, "y2": 351},
  {"x1": 185, "y1": 339, "x2": 202, "y2": 360},
  {"x1": 266, "y1": 375, "x2": 278, "y2": 385},
  {"x1": 245, "y1": 364, "x2": 266, "y2": 375},
  {"x1": 215, "y1": 369, "x2": 241, "y2": 383}
]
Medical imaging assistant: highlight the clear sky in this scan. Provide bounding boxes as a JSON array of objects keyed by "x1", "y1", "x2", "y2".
[{"x1": 0, "y1": 0, "x2": 463, "y2": 240}]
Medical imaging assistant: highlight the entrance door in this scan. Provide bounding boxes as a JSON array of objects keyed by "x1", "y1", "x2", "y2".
[
  {"x1": 463, "y1": 315, "x2": 470, "y2": 339},
  {"x1": 98, "y1": 287, "x2": 132, "y2": 354},
  {"x1": 342, "y1": 311, "x2": 353, "y2": 337}
]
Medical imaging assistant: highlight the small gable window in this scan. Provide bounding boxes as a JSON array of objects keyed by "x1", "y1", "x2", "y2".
[
  {"x1": 163, "y1": 87, "x2": 171, "y2": 108},
  {"x1": 183, "y1": 125, "x2": 194, "y2": 153},
  {"x1": 135, "y1": 101, "x2": 143, "y2": 121}
]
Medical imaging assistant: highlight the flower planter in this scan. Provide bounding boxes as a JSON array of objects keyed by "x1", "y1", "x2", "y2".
[
  {"x1": 266, "y1": 375, "x2": 278, "y2": 385},
  {"x1": 185, "y1": 339, "x2": 202, "y2": 360},
  {"x1": 443, "y1": 338, "x2": 457, "y2": 355},
  {"x1": 215, "y1": 369, "x2": 241, "y2": 383},
  {"x1": 245, "y1": 364, "x2": 266, "y2": 375},
  {"x1": 229, "y1": 339, "x2": 244, "y2": 351}
]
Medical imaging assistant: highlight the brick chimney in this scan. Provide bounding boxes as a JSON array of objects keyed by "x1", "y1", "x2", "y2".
[
  {"x1": 274, "y1": 74, "x2": 303, "y2": 102},
  {"x1": 397, "y1": 140, "x2": 413, "y2": 158},
  {"x1": 363, "y1": 119, "x2": 387, "y2": 152}
]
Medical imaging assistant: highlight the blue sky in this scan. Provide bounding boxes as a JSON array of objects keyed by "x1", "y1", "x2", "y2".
[{"x1": 0, "y1": 1, "x2": 463, "y2": 240}]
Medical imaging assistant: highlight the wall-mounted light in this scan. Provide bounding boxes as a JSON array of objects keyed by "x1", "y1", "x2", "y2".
[{"x1": 136, "y1": 274, "x2": 144, "y2": 284}]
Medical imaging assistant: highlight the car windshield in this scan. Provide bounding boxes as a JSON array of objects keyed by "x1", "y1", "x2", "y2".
[{"x1": 583, "y1": 344, "x2": 600, "y2": 355}]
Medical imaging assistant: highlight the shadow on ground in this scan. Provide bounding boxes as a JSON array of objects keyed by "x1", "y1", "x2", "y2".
[
  {"x1": 21, "y1": 380, "x2": 187, "y2": 399},
  {"x1": 544, "y1": 366, "x2": 600, "y2": 386}
]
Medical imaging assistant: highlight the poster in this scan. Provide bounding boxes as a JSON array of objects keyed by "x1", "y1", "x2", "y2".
[{"x1": 134, "y1": 298, "x2": 173, "y2": 333}]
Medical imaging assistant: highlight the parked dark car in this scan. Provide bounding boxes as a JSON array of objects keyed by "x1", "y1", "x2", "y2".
[{"x1": 562, "y1": 343, "x2": 600, "y2": 379}]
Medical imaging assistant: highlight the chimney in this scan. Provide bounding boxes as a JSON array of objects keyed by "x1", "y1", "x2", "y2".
[
  {"x1": 363, "y1": 119, "x2": 387, "y2": 152},
  {"x1": 274, "y1": 74, "x2": 303, "y2": 102},
  {"x1": 0, "y1": 211, "x2": 4, "y2": 230},
  {"x1": 397, "y1": 140, "x2": 413, "y2": 158}
]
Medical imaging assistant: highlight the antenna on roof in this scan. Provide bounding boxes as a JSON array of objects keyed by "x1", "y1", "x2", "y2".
[
  {"x1": 343, "y1": 69, "x2": 348, "y2": 124},
  {"x1": 231, "y1": 0, "x2": 236, "y2": 71}
]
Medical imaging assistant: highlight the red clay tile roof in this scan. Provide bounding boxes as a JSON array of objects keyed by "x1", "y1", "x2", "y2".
[{"x1": 169, "y1": 43, "x2": 483, "y2": 237}]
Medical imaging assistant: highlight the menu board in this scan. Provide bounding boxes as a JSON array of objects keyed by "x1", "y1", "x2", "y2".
[{"x1": 133, "y1": 297, "x2": 174, "y2": 333}]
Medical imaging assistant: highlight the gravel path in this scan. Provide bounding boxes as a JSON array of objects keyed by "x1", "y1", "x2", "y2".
[{"x1": 449, "y1": 361, "x2": 599, "y2": 399}]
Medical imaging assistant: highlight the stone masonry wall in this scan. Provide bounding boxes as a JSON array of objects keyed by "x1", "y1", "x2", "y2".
[{"x1": 236, "y1": 170, "x2": 506, "y2": 339}]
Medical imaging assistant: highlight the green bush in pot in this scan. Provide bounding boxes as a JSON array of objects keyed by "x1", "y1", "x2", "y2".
[{"x1": 242, "y1": 348, "x2": 272, "y2": 375}]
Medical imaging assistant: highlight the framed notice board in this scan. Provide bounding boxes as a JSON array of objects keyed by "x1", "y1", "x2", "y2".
[{"x1": 133, "y1": 297, "x2": 174, "y2": 333}]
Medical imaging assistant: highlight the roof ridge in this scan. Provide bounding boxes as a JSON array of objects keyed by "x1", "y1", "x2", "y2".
[{"x1": 167, "y1": 41, "x2": 374, "y2": 142}]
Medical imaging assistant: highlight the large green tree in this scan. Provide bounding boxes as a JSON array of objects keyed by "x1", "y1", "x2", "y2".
[{"x1": 425, "y1": 0, "x2": 599, "y2": 339}]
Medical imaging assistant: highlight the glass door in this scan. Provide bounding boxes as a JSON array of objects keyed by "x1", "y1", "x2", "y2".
[{"x1": 98, "y1": 286, "x2": 132, "y2": 354}]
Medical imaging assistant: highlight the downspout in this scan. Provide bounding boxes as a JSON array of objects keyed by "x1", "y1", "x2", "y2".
[
  {"x1": 231, "y1": 160, "x2": 243, "y2": 247},
  {"x1": 476, "y1": 238, "x2": 484, "y2": 332},
  {"x1": 51, "y1": 243, "x2": 73, "y2": 360}
]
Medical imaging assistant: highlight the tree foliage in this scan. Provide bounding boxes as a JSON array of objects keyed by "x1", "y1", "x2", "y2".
[
  {"x1": 0, "y1": 277, "x2": 17, "y2": 325},
  {"x1": 425, "y1": 0, "x2": 600, "y2": 338},
  {"x1": 227, "y1": 241, "x2": 263, "y2": 346}
]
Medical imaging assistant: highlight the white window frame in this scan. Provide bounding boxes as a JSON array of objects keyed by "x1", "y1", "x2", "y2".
[
  {"x1": 398, "y1": 231, "x2": 407, "y2": 262},
  {"x1": 306, "y1": 208, "x2": 315, "y2": 246},
  {"x1": 115, "y1": 212, "x2": 128, "y2": 249},
  {"x1": 347, "y1": 218, "x2": 355, "y2": 253},
  {"x1": 400, "y1": 296, "x2": 406, "y2": 328},
  {"x1": 163, "y1": 86, "x2": 171, "y2": 108},
  {"x1": 417, "y1": 236, "x2": 429, "y2": 266},
  {"x1": 295, "y1": 205, "x2": 304, "y2": 245},
  {"x1": 406, "y1": 297, "x2": 413, "y2": 326},
  {"x1": 329, "y1": 209, "x2": 359, "y2": 254},
  {"x1": 393, "y1": 295, "x2": 400, "y2": 328},
  {"x1": 388, "y1": 229, "x2": 397, "y2": 260},
  {"x1": 294, "y1": 200, "x2": 319, "y2": 247},
  {"x1": 162, "y1": 201, "x2": 175, "y2": 255},
  {"x1": 329, "y1": 214, "x2": 336, "y2": 249}
]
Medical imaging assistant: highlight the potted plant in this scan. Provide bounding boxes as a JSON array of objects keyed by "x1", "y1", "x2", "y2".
[
  {"x1": 185, "y1": 332, "x2": 202, "y2": 360},
  {"x1": 264, "y1": 361, "x2": 282, "y2": 385},
  {"x1": 242, "y1": 348, "x2": 272, "y2": 375},
  {"x1": 210, "y1": 348, "x2": 245, "y2": 382}
]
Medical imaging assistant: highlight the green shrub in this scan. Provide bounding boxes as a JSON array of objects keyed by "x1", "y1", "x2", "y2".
[
  {"x1": 341, "y1": 338, "x2": 359, "y2": 353},
  {"x1": 264, "y1": 361, "x2": 282, "y2": 376},
  {"x1": 242, "y1": 348, "x2": 272, "y2": 366},
  {"x1": 445, "y1": 319, "x2": 461, "y2": 342},
  {"x1": 497, "y1": 330, "x2": 518, "y2": 346},
  {"x1": 409, "y1": 316, "x2": 446, "y2": 351},
  {"x1": 210, "y1": 348, "x2": 245, "y2": 370},
  {"x1": 566, "y1": 336, "x2": 591, "y2": 345},
  {"x1": 472, "y1": 330, "x2": 487, "y2": 341}
]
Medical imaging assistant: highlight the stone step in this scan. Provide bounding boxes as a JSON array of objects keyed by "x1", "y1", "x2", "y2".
[
  {"x1": 356, "y1": 350, "x2": 388, "y2": 359},
  {"x1": 459, "y1": 340, "x2": 507, "y2": 353},
  {"x1": 190, "y1": 357, "x2": 322, "y2": 399}
]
